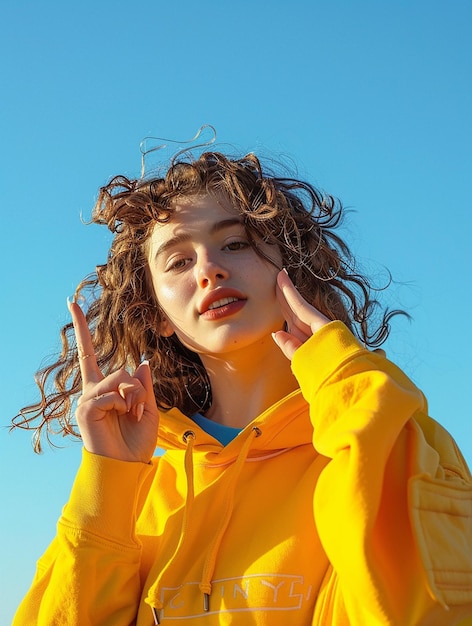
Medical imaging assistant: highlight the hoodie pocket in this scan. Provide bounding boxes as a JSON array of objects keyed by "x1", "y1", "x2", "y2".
[{"x1": 409, "y1": 474, "x2": 472, "y2": 607}]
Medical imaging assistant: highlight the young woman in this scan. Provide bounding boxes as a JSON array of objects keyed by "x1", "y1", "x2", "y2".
[{"x1": 12, "y1": 151, "x2": 472, "y2": 624}]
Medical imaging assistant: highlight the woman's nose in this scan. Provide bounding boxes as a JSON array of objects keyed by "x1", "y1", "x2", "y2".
[{"x1": 196, "y1": 253, "x2": 229, "y2": 287}]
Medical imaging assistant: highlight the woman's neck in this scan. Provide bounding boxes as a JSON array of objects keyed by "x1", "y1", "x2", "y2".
[{"x1": 201, "y1": 336, "x2": 299, "y2": 428}]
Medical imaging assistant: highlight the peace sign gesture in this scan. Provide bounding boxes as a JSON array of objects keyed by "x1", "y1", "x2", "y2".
[{"x1": 69, "y1": 300, "x2": 159, "y2": 463}]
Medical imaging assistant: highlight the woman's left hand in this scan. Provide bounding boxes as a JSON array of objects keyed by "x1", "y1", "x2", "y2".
[{"x1": 273, "y1": 269, "x2": 331, "y2": 361}]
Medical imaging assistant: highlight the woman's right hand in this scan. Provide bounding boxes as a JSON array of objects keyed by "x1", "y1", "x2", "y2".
[{"x1": 69, "y1": 300, "x2": 159, "y2": 463}]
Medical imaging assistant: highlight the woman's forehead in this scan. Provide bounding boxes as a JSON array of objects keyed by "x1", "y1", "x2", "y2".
[{"x1": 148, "y1": 193, "x2": 243, "y2": 254}]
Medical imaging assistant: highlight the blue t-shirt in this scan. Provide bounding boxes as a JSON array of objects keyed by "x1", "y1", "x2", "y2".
[{"x1": 191, "y1": 412, "x2": 241, "y2": 446}]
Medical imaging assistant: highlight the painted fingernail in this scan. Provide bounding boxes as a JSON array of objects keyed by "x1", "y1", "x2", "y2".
[
  {"x1": 136, "y1": 403, "x2": 144, "y2": 422},
  {"x1": 119, "y1": 388, "x2": 132, "y2": 412}
]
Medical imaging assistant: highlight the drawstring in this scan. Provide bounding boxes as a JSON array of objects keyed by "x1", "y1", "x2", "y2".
[
  {"x1": 199, "y1": 426, "x2": 262, "y2": 611},
  {"x1": 151, "y1": 606, "x2": 160, "y2": 625},
  {"x1": 150, "y1": 430, "x2": 196, "y2": 624},
  {"x1": 149, "y1": 426, "x2": 262, "y2": 622}
]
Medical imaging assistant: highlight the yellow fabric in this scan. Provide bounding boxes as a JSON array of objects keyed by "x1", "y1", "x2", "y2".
[{"x1": 14, "y1": 322, "x2": 472, "y2": 625}]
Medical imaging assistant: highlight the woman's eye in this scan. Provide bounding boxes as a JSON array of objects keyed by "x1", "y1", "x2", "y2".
[
  {"x1": 225, "y1": 240, "x2": 249, "y2": 251},
  {"x1": 167, "y1": 257, "x2": 190, "y2": 271}
]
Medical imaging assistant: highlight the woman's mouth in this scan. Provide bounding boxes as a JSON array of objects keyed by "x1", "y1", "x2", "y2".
[
  {"x1": 200, "y1": 297, "x2": 246, "y2": 320},
  {"x1": 207, "y1": 297, "x2": 239, "y2": 310}
]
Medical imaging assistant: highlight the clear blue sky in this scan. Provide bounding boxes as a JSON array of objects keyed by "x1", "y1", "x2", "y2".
[{"x1": 1, "y1": 1, "x2": 471, "y2": 621}]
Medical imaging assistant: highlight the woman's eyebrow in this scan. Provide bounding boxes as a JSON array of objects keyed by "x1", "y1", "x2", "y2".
[
  {"x1": 210, "y1": 218, "x2": 243, "y2": 234},
  {"x1": 153, "y1": 218, "x2": 243, "y2": 261}
]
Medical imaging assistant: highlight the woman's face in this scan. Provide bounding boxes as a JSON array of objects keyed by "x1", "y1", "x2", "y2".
[{"x1": 147, "y1": 193, "x2": 285, "y2": 359}]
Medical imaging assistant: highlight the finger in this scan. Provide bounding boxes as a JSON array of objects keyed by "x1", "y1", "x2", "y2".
[
  {"x1": 287, "y1": 323, "x2": 310, "y2": 345},
  {"x1": 113, "y1": 362, "x2": 157, "y2": 422},
  {"x1": 76, "y1": 390, "x2": 128, "y2": 422},
  {"x1": 276, "y1": 269, "x2": 316, "y2": 322},
  {"x1": 81, "y1": 369, "x2": 144, "y2": 406},
  {"x1": 117, "y1": 373, "x2": 152, "y2": 421},
  {"x1": 271, "y1": 330, "x2": 303, "y2": 361},
  {"x1": 68, "y1": 299, "x2": 103, "y2": 386},
  {"x1": 277, "y1": 270, "x2": 329, "y2": 333},
  {"x1": 78, "y1": 369, "x2": 149, "y2": 425},
  {"x1": 118, "y1": 381, "x2": 140, "y2": 412},
  {"x1": 276, "y1": 273, "x2": 310, "y2": 333},
  {"x1": 133, "y1": 361, "x2": 158, "y2": 411},
  {"x1": 117, "y1": 381, "x2": 146, "y2": 421}
]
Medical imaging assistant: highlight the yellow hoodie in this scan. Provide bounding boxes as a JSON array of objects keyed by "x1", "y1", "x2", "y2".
[{"x1": 14, "y1": 322, "x2": 472, "y2": 625}]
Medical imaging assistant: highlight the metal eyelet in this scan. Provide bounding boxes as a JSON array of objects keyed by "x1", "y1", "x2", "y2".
[
  {"x1": 182, "y1": 430, "x2": 196, "y2": 443},
  {"x1": 252, "y1": 426, "x2": 262, "y2": 437}
]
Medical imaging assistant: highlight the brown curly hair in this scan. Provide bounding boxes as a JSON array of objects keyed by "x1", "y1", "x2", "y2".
[{"x1": 12, "y1": 151, "x2": 405, "y2": 451}]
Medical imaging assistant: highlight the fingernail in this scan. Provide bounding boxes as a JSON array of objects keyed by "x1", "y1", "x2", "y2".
[
  {"x1": 66, "y1": 296, "x2": 72, "y2": 312},
  {"x1": 136, "y1": 403, "x2": 144, "y2": 422},
  {"x1": 119, "y1": 388, "x2": 132, "y2": 411}
]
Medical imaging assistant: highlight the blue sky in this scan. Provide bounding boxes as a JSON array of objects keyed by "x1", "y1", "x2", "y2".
[{"x1": 1, "y1": 0, "x2": 471, "y2": 621}]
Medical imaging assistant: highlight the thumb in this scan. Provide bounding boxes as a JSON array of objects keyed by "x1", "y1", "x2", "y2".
[{"x1": 133, "y1": 361, "x2": 158, "y2": 409}]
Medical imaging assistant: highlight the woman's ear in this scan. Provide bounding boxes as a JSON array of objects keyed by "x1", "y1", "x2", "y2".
[{"x1": 159, "y1": 318, "x2": 175, "y2": 337}]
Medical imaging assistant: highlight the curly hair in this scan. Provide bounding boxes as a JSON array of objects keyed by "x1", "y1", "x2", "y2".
[{"x1": 12, "y1": 151, "x2": 405, "y2": 451}]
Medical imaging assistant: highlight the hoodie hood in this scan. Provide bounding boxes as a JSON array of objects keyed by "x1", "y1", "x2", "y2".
[{"x1": 157, "y1": 388, "x2": 312, "y2": 458}]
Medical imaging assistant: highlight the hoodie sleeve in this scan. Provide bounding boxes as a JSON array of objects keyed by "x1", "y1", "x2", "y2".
[
  {"x1": 13, "y1": 449, "x2": 156, "y2": 626},
  {"x1": 291, "y1": 321, "x2": 472, "y2": 626}
]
